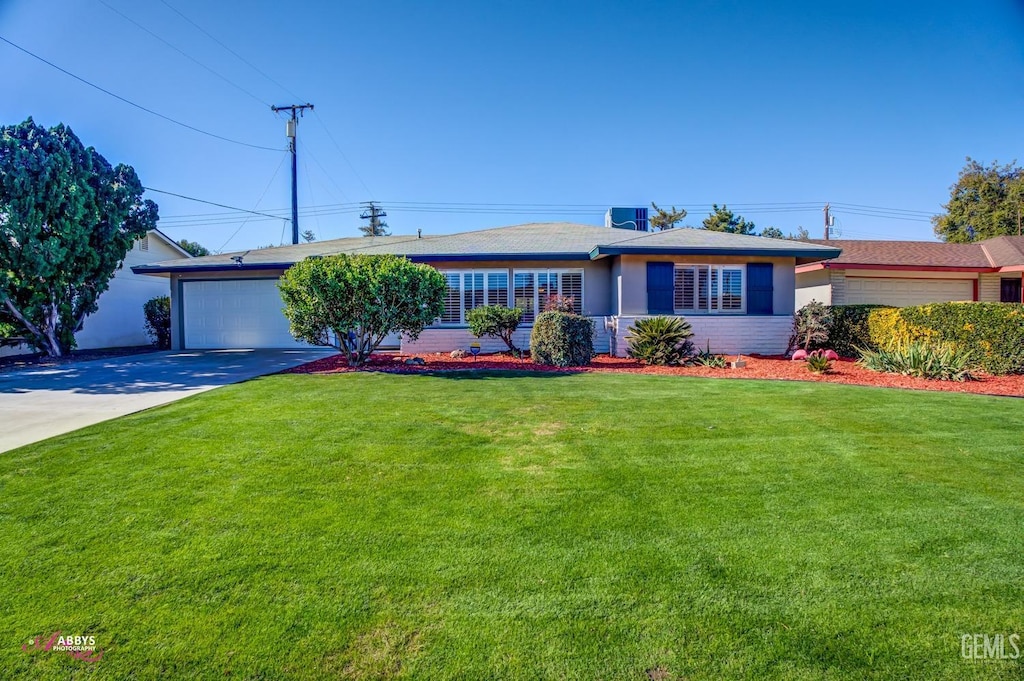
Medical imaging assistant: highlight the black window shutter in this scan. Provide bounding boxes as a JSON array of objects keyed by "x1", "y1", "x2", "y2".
[
  {"x1": 647, "y1": 262, "x2": 675, "y2": 314},
  {"x1": 746, "y1": 263, "x2": 773, "y2": 315}
]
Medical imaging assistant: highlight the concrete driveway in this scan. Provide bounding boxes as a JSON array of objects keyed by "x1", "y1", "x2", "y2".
[{"x1": 0, "y1": 348, "x2": 332, "y2": 453}]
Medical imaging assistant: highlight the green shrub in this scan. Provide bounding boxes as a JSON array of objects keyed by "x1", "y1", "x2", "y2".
[
  {"x1": 865, "y1": 302, "x2": 1024, "y2": 375},
  {"x1": 466, "y1": 305, "x2": 524, "y2": 352},
  {"x1": 858, "y1": 340, "x2": 978, "y2": 381},
  {"x1": 625, "y1": 316, "x2": 696, "y2": 366},
  {"x1": 278, "y1": 254, "x2": 446, "y2": 367},
  {"x1": 789, "y1": 302, "x2": 831, "y2": 353},
  {"x1": 827, "y1": 304, "x2": 890, "y2": 357},
  {"x1": 143, "y1": 296, "x2": 172, "y2": 349},
  {"x1": 529, "y1": 311, "x2": 594, "y2": 367}
]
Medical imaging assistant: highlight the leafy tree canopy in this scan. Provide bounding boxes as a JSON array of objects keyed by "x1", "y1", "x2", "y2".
[
  {"x1": 0, "y1": 118, "x2": 158, "y2": 356},
  {"x1": 649, "y1": 202, "x2": 687, "y2": 231},
  {"x1": 933, "y1": 158, "x2": 1024, "y2": 242},
  {"x1": 301, "y1": 229, "x2": 317, "y2": 243},
  {"x1": 760, "y1": 226, "x2": 785, "y2": 239},
  {"x1": 177, "y1": 239, "x2": 210, "y2": 257},
  {"x1": 278, "y1": 254, "x2": 446, "y2": 366},
  {"x1": 702, "y1": 204, "x2": 756, "y2": 235}
]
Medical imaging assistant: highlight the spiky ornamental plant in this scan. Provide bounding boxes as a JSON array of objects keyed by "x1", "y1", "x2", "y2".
[
  {"x1": 0, "y1": 118, "x2": 158, "y2": 356},
  {"x1": 625, "y1": 316, "x2": 696, "y2": 366}
]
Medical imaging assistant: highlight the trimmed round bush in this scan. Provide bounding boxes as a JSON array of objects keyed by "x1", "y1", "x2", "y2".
[{"x1": 529, "y1": 311, "x2": 594, "y2": 367}]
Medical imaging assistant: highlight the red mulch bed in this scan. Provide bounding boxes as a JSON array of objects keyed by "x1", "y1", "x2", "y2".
[{"x1": 284, "y1": 352, "x2": 1024, "y2": 398}]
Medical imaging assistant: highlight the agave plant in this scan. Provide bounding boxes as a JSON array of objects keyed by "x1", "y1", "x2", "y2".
[
  {"x1": 858, "y1": 341, "x2": 977, "y2": 381},
  {"x1": 693, "y1": 340, "x2": 728, "y2": 368},
  {"x1": 805, "y1": 349, "x2": 833, "y2": 374},
  {"x1": 625, "y1": 316, "x2": 696, "y2": 366}
]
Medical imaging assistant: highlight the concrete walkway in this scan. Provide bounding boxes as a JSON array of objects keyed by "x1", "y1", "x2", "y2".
[{"x1": 0, "y1": 348, "x2": 332, "y2": 453}]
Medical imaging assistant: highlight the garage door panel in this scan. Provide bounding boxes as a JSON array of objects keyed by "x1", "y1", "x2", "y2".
[
  {"x1": 183, "y1": 279, "x2": 313, "y2": 349},
  {"x1": 845, "y1": 277, "x2": 973, "y2": 306}
]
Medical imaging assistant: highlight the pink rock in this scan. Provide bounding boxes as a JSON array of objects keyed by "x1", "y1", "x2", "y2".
[
  {"x1": 791, "y1": 349, "x2": 808, "y2": 360},
  {"x1": 824, "y1": 349, "x2": 840, "y2": 361}
]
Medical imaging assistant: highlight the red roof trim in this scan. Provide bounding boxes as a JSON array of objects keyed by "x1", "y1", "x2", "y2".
[{"x1": 804, "y1": 263, "x2": 995, "y2": 274}]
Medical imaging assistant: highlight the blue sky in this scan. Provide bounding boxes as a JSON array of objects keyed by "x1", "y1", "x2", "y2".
[{"x1": 1, "y1": 0, "x2": 1023, "y2": 251}]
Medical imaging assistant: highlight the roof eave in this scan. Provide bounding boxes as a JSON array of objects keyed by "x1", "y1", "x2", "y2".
[
  {"x1": 804, "y1": 262, "x2": 997, "y2": 273},
  {"x1": 590, "y1": 245, "x2": 842, "y2": 260},
  {"x1": 132, "y1": 262, "x2": 295, "y2": 275}
]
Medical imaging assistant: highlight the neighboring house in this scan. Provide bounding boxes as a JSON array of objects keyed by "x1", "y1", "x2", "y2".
[
  {"x1": 0, "y1": 229, "x2": 188, "y2": 357},
  {"x1": 133, "y1": 221, "x2": 839, "y2": 357},
  {"x1": 795, "y1": 237, "x2": 1024, "y2": 308}
]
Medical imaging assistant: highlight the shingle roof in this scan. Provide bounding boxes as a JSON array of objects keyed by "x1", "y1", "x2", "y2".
[
  {"x1": 980, "y1": 236, "x2": 1024, "y2": 268},
  {"x1": 134, "y1": 222, "x2": 841, "y2": 274},
  {"x1": 805, "y1": 239, "x2": 994, "y2": 268}
]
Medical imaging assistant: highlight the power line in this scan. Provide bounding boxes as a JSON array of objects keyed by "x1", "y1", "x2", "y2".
[
  {"x1": 144, "y1": 187, "x2": 292, "y2": 221},
  {"x1": 152, "y1": 0, "x2": 375, "y2": 201},
  {"x1": 299, "y1": 138, "x2": 352, "y2": 203},
  {"x1": 0, "y1": 35, "x2": 281, "y2": 152},
  {"x1": 218, "y1": 152, "x2": 290, "y2": 252},
  {"x1": 312, "y1": 110, "x2": 375, "y2": 198},
  {"x1": 95, "y1": 0, "x2": 268, "y2": 106},
  {"x1": 831, "y1": 202, "x2": 935, "y2": 216},
  {"x1": 158, "y1": 0, "x2": 304, "y2": 101}
]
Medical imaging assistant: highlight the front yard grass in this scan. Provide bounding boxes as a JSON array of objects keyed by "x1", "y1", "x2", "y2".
[{"x1": 1, "y1": 372, "x2": 1022, "y2": 679}]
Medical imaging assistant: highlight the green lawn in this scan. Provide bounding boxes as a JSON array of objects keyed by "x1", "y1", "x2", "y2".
[{"x1": 2, "y1": 372, "x2": 1023, "y2": 679}]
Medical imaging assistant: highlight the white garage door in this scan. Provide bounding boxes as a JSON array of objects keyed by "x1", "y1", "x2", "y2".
[
  {"x1": 845, "y1": 277, "x2": 973, "y2": 306},
  {"x1": 183, "y1": 279, "x2": 312, "y2": 349}
]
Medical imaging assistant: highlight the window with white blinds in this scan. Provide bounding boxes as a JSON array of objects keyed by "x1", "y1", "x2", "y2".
[
  {"x1": 513, "y1": 269, "x2": 585, "y2": 322},
  {"x1": 439, "y1": 270, "x2": 509, "y2": 325},
  {"x1": 673, "y1": 265, "x2": 744, "y2": 313}
]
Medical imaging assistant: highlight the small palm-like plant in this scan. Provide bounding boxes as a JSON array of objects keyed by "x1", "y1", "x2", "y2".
[{"x1": 626, "y1": 316, "x2": 696, "y2": 366}]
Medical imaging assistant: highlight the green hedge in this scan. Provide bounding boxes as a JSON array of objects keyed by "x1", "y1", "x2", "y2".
[
  {"x1": 798, "y1": 302, "x2": 1024, "y2": 373},
  {"x1": 529, "y1": 311, "x2": 593, "y2": 367},
  {"x1": 881, "y1": 302, "x2": 1024, "y2": 375},
  {"x1": 827, "y1": 304, "x2": 890, "y2": 357}
]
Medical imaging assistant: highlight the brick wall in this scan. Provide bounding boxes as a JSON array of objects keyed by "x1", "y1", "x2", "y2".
[
  {"x1": 611, "y1": 315, "x2": 793, "y2": 357},
  {"x1": 402, "y1": 318, "x2": 612, "y2": 355}
]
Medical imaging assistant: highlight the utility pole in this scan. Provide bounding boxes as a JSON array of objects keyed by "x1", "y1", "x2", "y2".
[
  {"x1": 271, "y1": 103, "x2": 314, "y2": 244},
  {"x1": 823, "y1": 203, "x2": 831, "y2": 241},
  {"x1": 359, "y1": 201, "x2": 390, "y2": 237}
]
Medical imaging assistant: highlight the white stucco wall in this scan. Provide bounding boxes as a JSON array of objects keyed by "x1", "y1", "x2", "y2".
[
  {"x1": 795, "y1": 269, "x2": 832, "y2": 308},
  {"x1": 75, "y1": 234, "x2": 180, "y2": 349}
]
